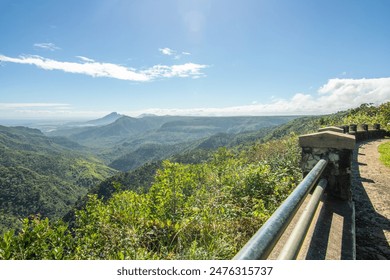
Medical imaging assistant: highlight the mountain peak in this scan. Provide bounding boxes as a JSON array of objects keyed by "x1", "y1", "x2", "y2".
[
  {"x1": 106, "y1": 112, "x2": 121, "y2": 117},
  {"x1": 86, "y1": 112, "x2": 123, "y2": 126}
]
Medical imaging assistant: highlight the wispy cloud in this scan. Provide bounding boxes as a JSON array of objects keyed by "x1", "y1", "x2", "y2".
[
  {"x1": 33, "y1": 43, "x2": 61, "y2": 51},
  {"x1": 0, "y1": 103, "x2": 115, "y2": 121},
  {"x1": 0, "y1": 103, "x2": 73, "y2": 119},
  {"x1": 159, "y1": 47, "x2": 175, "y2": 56},
  {"x1": 0, "y1": 54, "x2": 208, "y2": 81},
  {"x1": 76, "y1": 56, "x2": 95, "y2": 63},
  {"x1": 131, "y1": 77, "x2": 390, "y2": 116},
  {"x1": 0, "y1": 103, "x2": 70, "y2": 109},
  {"x1": 159, "y1": 47, "x2": 191, "y2": 60},
  {"x1": 2, "y1": 78, "x2": 388, "y2": 120},
  {"x1": 143, "y1": 63, "x2": 207, "y2": 79}
]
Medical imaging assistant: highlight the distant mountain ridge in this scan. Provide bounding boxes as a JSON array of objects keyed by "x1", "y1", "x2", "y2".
[
  {"x1": 50, "y1": 114, "x2": 297, "y2": 144},
  {"x1": 46, "y1": 114, "x2": 298, "y2": 169},
  {"x1": 85, "y1": 112, "x2": 123, "y2": 126},
  {"x1": 70, "y1": 116, "x2": 151, "y2": 141}
]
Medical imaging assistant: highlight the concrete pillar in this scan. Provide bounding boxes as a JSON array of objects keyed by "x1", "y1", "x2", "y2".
[{"x1": 299, "y1": 131, "x2": 356, "y2": 201}]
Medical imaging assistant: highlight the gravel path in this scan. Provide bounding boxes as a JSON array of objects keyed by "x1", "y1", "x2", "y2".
[{"x1": 352, "y1": 139, "x2": 390, "y2": 260}]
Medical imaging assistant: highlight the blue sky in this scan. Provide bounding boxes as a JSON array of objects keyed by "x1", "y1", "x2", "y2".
[{"x1": 1, "y1": 0, "x2": 389, "y2": 120}]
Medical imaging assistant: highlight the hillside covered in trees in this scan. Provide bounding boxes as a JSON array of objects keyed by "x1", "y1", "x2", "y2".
[
  {"x1": 0, "y1": 115, "x2": 296, "y2": 234},
  {"x1": 0, "y1": 102, "x2": 388, "y2": 259},
  {"x1": 0, "y1": 126, "x2": 116, "y2": 233}
]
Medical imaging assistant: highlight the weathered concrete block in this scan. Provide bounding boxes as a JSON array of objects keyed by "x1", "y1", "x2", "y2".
[
  {"x1": 318, "y1": 126, "x2": 344, "y2": 134},
  {"x1": 299, "y1": 131, "x2": 355, "y2": 201},
  {"x1": 299, "y1": 131, "x2": 355, "y2": 150}
]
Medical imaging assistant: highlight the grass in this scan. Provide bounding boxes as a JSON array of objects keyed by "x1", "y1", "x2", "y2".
[{"x1": 378, "y1": 140, "x2": 390, "y2": 168}]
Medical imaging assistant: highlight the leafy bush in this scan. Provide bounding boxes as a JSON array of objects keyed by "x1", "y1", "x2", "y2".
[
  {"x1": 3, "y1": 102, "x2": 387, "y2": 259},
  {"x1": 323, "y1": 102, "x2": 390, "y2": 130},
  {"x1": 0, "y1": 216, "x2": 73, "y2": 260},
  {"x1": 0, "y1": 135, "x2": 301, "y2": 260}
]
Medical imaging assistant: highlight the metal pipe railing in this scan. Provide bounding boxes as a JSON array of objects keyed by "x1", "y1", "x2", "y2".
[
  {"x1": 277, "y1": 178, "x2": 327, "y2": 259},
  {"x1": 233, "y1": 159, "x2": 328, "y2": 260}
]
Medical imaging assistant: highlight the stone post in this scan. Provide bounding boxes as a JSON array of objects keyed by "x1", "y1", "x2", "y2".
[
  {"x1": 299, "y1": 131, "x2": 355, "y2": 200},
  {"x1": 342, "y1": 125, "x2": 349, "y2": 134}
]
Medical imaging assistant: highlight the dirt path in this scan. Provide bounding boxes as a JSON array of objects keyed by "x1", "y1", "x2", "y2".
[{"x1": 352, "y1": 138, "x2": 390, "y2": 259}]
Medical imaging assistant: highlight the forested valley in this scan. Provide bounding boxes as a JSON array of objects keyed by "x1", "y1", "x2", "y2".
[{"x1": 0, "y1": 102, "x2": 389, "y2": 259}]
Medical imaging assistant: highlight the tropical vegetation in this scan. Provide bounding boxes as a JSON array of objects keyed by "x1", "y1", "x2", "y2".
[{"x1": 0, "y1": 102, "x2": 388, "y2": 259}]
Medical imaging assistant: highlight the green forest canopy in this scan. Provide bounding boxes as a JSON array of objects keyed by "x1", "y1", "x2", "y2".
[{"x1": 0, "y1": 102, "x2": 388, "y2": 260}]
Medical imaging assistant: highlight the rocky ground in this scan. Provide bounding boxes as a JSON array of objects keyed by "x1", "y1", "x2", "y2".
[{"x1": 352, "y1": 139, "x2": 390, "y2": 260}]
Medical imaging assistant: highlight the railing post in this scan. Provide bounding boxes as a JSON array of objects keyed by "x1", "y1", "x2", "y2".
[
  {"x1": 342, "y1": 125, "x2": 349, "y2": 134},
  {"x1": 349, "y1": 123, "x2": 386, "y2": 141},
  {"x1": 349, "y1": 124, "x2": 357, "y2": 133},
  {"x1": 299, "y1": 130, "x2": 355, "y2": 200},
  {"x1": 371, "y1": 123, "x2": 385, "y2": 139}
]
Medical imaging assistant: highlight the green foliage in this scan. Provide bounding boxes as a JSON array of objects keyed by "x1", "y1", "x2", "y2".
[
  {"x1": 2, "y1": 102, "x2": 387, "y2": 259},
  {"x1": 0, "y1": 134, "x2": 301, "y2": 260},
  {"x1": 264, "y1": 102, "x2": 390, "y2": 141},
  {"x1": 109, "y1": 143, "x2": 186, "y2": 172},
  {"x1": 0, "y1": 125, "x2": 116, "y2": 233},
  {"x1": 0, "y1": 216, "x2": 73, "y2": 260},
  {"x1": 322, "y1": 102, "x2": 390, "y2": 130},
  {"x1": 378, "y1": 141, "x2": 390, "y2": 168}
]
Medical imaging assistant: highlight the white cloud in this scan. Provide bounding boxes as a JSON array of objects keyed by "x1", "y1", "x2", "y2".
[
  {"x1": 159, "y1": 48, "x2": 191, "y2": 60},
  {"x1": 0, "y1": 103, "x2": 74, "y2": 120},
  {"x1": 1, "y1": 77, "x2": 388, "y2": 120},
  {"x1": 318, "y1": 78, "x2": 390, "y2": 107},
  {"x1": 0, "y1": 103, "x2": 70, "y2": 109},
  {"x1": 159, "y1": 48, "x2": 176, "y2": 56},
  {"x1": 0, "y1": 103, "x2": 116, "y2": 121},
  {"x1": 33, "y1": 43, "x2": 61, "y2": 51},
  {"x1": 130, "y1": 77, "x2": 390, "y2": 116},
  {"x1": 0, "y1": 54, "x2": 208, "y2": 81},
  {"x1": 76, "y1": 56, "x2": 95, "y2": 63},
  {"x1": 142, "y1": 63, "x2": 207, "y2": 79}
]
